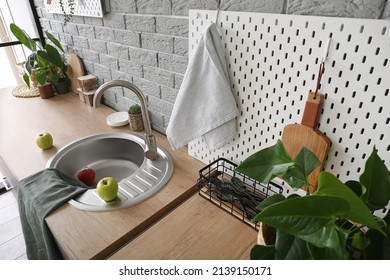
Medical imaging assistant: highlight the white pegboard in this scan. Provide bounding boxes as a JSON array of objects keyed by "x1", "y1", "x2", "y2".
[
  {"x1": 188, "y1": 10, "x2": 390, "y2": 185},
  {"x1": 45, "y1": 0, "x2": 104, "y2": 18}
]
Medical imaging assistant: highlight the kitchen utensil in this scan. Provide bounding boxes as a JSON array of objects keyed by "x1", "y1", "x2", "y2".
[
  {"x1": 67, "y1": 54, "x2": 85, "y2": 94},
  {"x1": 281, "y1": 62, "x2": 330, "y2": 192}
]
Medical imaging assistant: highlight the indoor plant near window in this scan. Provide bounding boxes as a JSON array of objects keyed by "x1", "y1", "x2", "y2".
[
  {"x1": 235, "y1": 140, "x2": 390, "y2": 259},
  {"x1": 128, "y1": 104, "x2": 144, "y2": 131},
  {"x1": 10, "y1": 23, "x2": 69, "y2": 97}
]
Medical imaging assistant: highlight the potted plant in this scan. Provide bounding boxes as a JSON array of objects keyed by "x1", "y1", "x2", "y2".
[
  {"x1": 10, "y1": 23, "x2": 69, "y2": 97},
  {"x1": 128, "y1": 104, "x2": 144, "y2": 131},
  {"x1": 235, "y1": 140, "x2": 390, "y2": 259}
]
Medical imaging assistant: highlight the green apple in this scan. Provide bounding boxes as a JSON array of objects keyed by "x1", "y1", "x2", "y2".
[
  {"x1": 36, "y1": 132, "x2": 53, "y2": 150},
  {"x1": 96, "y1": 177, "x2": 118, "y2": 202}
]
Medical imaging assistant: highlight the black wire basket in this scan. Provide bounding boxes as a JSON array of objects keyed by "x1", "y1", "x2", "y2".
[{"x1": 197, "y1": 158, "x2": 283, "y2": 230}]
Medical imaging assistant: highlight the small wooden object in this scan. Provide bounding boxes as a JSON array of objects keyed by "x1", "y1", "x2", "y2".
[
  {"x1": 77, "y1": 74, "x2": 97, "y2": 92},
  {"x1": 67, "y1": 54, "x2": 85, "y2": 94},
  {"x1": 281, "y1": 91, "x2": 330, "y2": 192},
  {"x1": 83, "y1": 89, "x2": 96, "y2": 107}
]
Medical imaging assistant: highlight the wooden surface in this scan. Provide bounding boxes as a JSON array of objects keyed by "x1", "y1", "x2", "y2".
[
  {"x1": 0, "y1": 88, "x2": 206, "y2": 259},
  {"x1": 281, "y1": 92, "x2": 330, "y2": 191},
  {"x1": 109, "y1": 195, "x2": 257, "y2": 260},
  {"x1": 67, "y1": 54, "x2": 85, "y2": 94}
]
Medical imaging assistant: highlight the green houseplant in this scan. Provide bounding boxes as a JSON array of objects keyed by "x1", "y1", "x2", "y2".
[
  {"x1": 128, "y1": 104, "x2": 144, "y2": 131},
  {"x1": 235, "y1": 140, "x2": 390, "y2": 259},
  {"x1": 128, "y1": 104, "x2": 141, "y2": 115},
  {"x1": 10, "y1": 23, "x2": 69, "y2": 96}
]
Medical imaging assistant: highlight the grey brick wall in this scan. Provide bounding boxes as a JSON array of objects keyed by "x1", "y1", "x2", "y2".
[{"x1": 34, "y1": 0, "x2": 389, "y2": 134}]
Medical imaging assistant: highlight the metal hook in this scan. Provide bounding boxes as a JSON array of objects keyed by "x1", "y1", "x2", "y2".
[
  {"x1": 322, "y1": 38, "x2": 331, "y2": 63},
  {"x1": 314, "y1": 62, "x2": 325, "y2": 97},
  {"x1": 313, "y1": 38, "x2": 331, "y2": 97}
]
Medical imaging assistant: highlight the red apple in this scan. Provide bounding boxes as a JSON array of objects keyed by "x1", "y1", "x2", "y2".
[{"x1": 76, "y1": 167, "x2": 96, "y2": 186}]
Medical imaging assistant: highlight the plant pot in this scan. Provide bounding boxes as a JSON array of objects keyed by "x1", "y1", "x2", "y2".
[
  {"x1": 128, "y1": 113, "x2": 144, "y2": 131},
  {"x1": 38, "y1": 83, "x2": 54, "y2": 99},
  {"x1": 54, "y1": 78, "x2": 70, "y2": 94},
  {"x1": 258, "y1": 223, "x2": 276, "y2": 245}
]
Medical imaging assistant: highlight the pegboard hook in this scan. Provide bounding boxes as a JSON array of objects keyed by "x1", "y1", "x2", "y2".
[
  {"x1": 313, "y1": 38, "x2": 331, "y2": 97},
  {"x1": 314, "y1": 61, "x2": 325, "y2": 97},
  {"x1": 322, "y1": 38, "x2": 332, "y2": 63}
]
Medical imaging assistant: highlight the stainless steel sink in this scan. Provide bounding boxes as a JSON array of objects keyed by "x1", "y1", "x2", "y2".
[{"x1": 46, "y1": 133, "x2": 174, "y2": 211}]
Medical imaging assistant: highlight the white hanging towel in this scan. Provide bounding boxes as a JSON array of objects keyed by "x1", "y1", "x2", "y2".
[{"x1": 166, "y1": 22, "x2": 238, "y2": 151}]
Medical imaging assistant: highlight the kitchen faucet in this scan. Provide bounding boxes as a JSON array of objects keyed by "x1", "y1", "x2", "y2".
[{"x1": 93, "y1": 80, "x2": 158, "y2": 160}]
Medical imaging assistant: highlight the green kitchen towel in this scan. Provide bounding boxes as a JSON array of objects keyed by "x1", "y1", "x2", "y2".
[{"x1": 18, "y1": 168, "x2": 88, "y2": 260}]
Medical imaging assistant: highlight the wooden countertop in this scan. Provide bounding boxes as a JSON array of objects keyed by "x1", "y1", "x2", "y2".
[
  {"x1": 0, "y1": 87, "x2": 256, "y2": 260},
  {"x1": 109, "y1": 194, "x2": 256, "y2": 260}
]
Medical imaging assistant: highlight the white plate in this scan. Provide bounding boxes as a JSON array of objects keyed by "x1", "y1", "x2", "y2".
[{"x1": 106, "y1": 112, "x2": 129, "y2": 127}]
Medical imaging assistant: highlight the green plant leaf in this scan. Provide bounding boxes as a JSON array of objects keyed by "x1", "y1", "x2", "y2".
[
  {"x1": 235, "y1": 140, "x2": 294, "y2": 184},
  {"x1": 385, "y1": 232, "x2": 390, "y2": 260},
  {"x1": 360, "y1": 147, "x2": 390, "y2": 211},
  {"x1": 352, "y1": 231, "x2": 370, "y2": 250},
  {"x1": 255, "y1": 194, "x2": 286, "y2": 211},
  {"x1": 48, "y1": 72, "x2": 59, "y2": 85},
  {"x1": 307, "y1": 226, "x2": 350, "y2": 259},
  {"x1": 10, "y1": 23, "x2": 37, "y2": 51},
  {"x1": 294, "y1": 147, "x2": 321, "y2": 178},
  {"x1": 315, "y1": 171, "x2": 384, "y2": 234},
  {"x1": 254, "y1": 195, "x2": 350, "y2": 237},
  {"x1": 45, "y1": 31, "x2": 64, "y2": 52},
  {"x1": 297, "y1": 223, "x2": 341, "y2": 248},
  {"x1": 282, "y1": 166, "x2": 307, "y2": 190},
  {"x1": 274, "y1": 226, "x2": 350, "y2": 259},
  {"x1": 282, "y1": 147, "x2": 321, "y2": 190},
  {"x1": 275, "y1": 230, "x2": 310, "y2": 259},
  {"x1": 250, "y1": 245, "x2": 276, "y2": 260},
  {"x1": 22, "y1": 73, "x2": 30, "y2": 88},
  {"x1": 38, "y1": 45, "x2": 64, "y2": 68},
  {"x1": 25, "y1": 53, "x2": 37, "y2": 74},
  {"x1": 364, "y1": 230, "x2": 382, "y2": 259},
  {"x1": 35, "y1": 70, "x2": 47, "y2": 86},
  {"x1": 345, "y1": 180, "x2": 363, "y2": 197}
]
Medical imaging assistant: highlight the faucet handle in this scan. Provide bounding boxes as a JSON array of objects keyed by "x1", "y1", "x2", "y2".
[{"x1": 144, "y1": 134, "x2": 158, "y2": 160}]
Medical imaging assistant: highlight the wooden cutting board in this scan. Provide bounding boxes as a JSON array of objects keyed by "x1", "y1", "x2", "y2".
[
  {"x1": 281, "y1": 91, "x2": 330, "y2": 192},
  {"x1": 67, "y1": 54, "x2": 85, "y2": 94}
]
